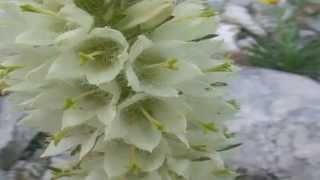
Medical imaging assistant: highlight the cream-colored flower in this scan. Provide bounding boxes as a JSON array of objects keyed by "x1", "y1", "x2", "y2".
[{"x1": 0, "y1": 0, "x2": 239, "y2": 180}]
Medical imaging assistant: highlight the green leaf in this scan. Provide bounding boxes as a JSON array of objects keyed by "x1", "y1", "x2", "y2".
[
  {"x1": 73, "y1": 0, "x2": 107, "y2": 16},
  {"x1": 213, "y1": 169, "x2": 237, "y2": 177},
  {"x1": 216, "y1": 143, "x2": 243, "y2": 152},
  {"x1": 191, "y1": 144, "x2": 207, "y2": 152}
]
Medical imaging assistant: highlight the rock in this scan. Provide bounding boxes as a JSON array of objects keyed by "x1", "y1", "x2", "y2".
[
  {"x1": 300, "y1": 29, "x2": 317, "y2": 38},
  {"x1": 237, "y1": 37, "x2": 256, "y2": 49},
  {"x1": 0, "y1": 98, "x2": 17, "y2": 154},
  {"x1": 227, "y1": 68, "x2": 320, "y2": 180},
  {"x1": 226, "y1": 0, "x2": 254, "y2": 7},
  {"x1": 0, "y1": 170, "x2": 9, "y2": 180},
  {"x1": 0, "y1": 97, "x2": 37, "y2": 170},
  {"x1": 207, "y1": 0, "x2": 226, "y2": 10},
  {"x1": 217, "y1": 23, "x2": 241, "y2": 52},
  {"x1": 305, "y1": 15, "x2": 320, "y2": 32},
  {"x1": 7, "y1": 157, "x2": 50, "y2": 180},
  {"x1": 250, "y1": 3, "x2": 285, "y2": 32},
  {"x1": 39, "y1": 155, "x2": 76, "y2": 180},
  {"x1": 222, "y1": 4, "x2": 266, "y2": 36},
  {"x1": 41, "y1": 170, "x2": 52, "y2": 180},
  {"x1": 235, "y1": 168, "x2": 279, "y2": 180}
]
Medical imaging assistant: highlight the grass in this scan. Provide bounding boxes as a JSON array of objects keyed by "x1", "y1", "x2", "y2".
[{"x1": 247, "y1": 22, "x2": 320, "y2": 80}]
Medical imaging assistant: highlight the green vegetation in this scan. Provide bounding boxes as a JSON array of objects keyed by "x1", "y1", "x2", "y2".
[
  {"x1": 247, "y1": 0, "x2": 320, "y2": 80},
  {"x1": 248, "y1": 23, "x2": 320, "y2": 80}
]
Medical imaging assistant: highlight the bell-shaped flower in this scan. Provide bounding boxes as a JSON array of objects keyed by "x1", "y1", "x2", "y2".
[
  {"x1": 185, "y1": 96, "x2": 237, "y2": 129},
  {"x1": 151, "y1": 0, "x2": 218, "y2": 42},
  {"x1": 28, "y1": 81, "x2": 120, "y2": 165},
  {"x1": 187, "y1": 159, "x2": 237, "y2": 180},
  {"x1": 144, "y1": 38, "x2": 227, "y2": 69},
  {"x1": 108, "y1": 93, "x2": 188, "y2": 152},
  {"x1": 84, "y1": 169, "x2": 110, "y2": 180},
  {"x1": 126, "y1": 36, "x2": 203, "y2": 97},
  {"x1": 37, "y1": 0, "x2": 66, "y2": 12},
  {"x1": 21, "y1": 80, "x2": 120, "y2": 161},
  {"x1": 3, "y1": 46, "x2": 58, "y2": 90},
  {"x1": 116, "y1": 0, "x2": 175, "y2": 31},
  {"x1": 48, "y1": 27, "x2": 129, "y2": 85},
  {"x1": 22, "y1": 79, "x2": 120, "y2": 130},
  {"x1": 1, "y1": 0, "x2": 239, "y2": 179},
  {"x1": 177, "y1": 60, "x2": 238, "y2": 98},
  {"x1": 134, "y1": 38, "x2": 237, "y2": 98},
  {"x1": 0, "y1": 2, "x2": 26, "y2": 46},
  {"x1": 104, "y1": 140, "x2": 167, "y2": 178},
  {"x1": 15, "y1": 1, "x2": 93, "y2": 46},
  {"x1": 2, "y1": 47, "x2": 59, "y2": 110}
]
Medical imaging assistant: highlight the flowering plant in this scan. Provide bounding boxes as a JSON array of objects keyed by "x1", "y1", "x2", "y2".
[{"x1": 0, "y1": 0, "x2": 238, "y2": 179}]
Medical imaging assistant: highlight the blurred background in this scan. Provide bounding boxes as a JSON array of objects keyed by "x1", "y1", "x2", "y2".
[{"x1": 0, "y1": 0, "x2": 319, "y2": 180}]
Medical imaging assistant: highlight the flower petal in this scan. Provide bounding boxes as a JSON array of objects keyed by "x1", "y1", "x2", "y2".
[
  {"x1": 20, "y1": 109, "x2": 62, "y2": 133},
  {"x1": 108, "y1": 110, "x2": 162, "y2": 152}
]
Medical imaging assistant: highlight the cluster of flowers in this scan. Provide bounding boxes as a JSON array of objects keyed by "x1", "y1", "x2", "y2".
[{"x1": 0, "y1": 0, "x2": 239, "y2": 179}]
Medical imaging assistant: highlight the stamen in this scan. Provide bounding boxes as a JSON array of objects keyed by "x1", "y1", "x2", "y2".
[
  {"x1": 0, "y1": 65, "x2": 23, "y2": 78},
  {"x1": 140, "y1": 107, "x2": 165, "y2": 131},
  {"x1": 77, "y1": 89, "x2": 100, "y2": 99},
  {"x1": 200, "y1": 8, "x2": 216, "y2": 17},
  {"x1": 78, "y1": 51, "x2": 105, "y2": 65},
  {"x1": 201, "y1": 122, "x2": 219, "y2": 134},
  {"x1": 203, "y1": 62, "x2": 232, "y2": 73},
  {"x1": 63, "y1": 89, "x2": 100, "y2": 110},
  {"x1": 191, "y1": 118, "x2": 219, "y2": 134},
  {"x1": 165, "y1": 58, "x2": 179, "y2": 70},
  {"x1": 20, "y1": 4, "x2": 58, "y2": 17},
  {"x1": 142, "y1": 58, "x2": 179, "y2": 71},
  {"x1": 128, "y1": 146, "x2": 141, "y2": 175},
  {"x1": 52, "y1": 127, "x2": 72, "y2": 145},
  {"x1": 63, "y1": 98, "x2": 76, "y2": 110}
]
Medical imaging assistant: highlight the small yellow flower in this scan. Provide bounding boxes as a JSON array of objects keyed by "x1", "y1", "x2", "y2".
[{"x1": 259, "y1": 0, "x2": 280, "y2": 5}]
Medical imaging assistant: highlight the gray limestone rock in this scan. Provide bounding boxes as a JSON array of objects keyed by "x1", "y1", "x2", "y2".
[
  {"x1": 217, "y1": 23, "x2": 241, "y2": 52},
  {"x1": 0, "y1": 170, "x2": 9, "y2": 180},
  {"x1": 222, "y1": 4, "x2": 266, "y2": 36},
  {"x1": 7, "y1": 158, "x2": 50, "y2": 180},
  {"x1": 0, "y1": 97, "x2": 37, "y2": 170},
  {"x1": 227, "y1": 68, "x2": 320, "y2": 180}
]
